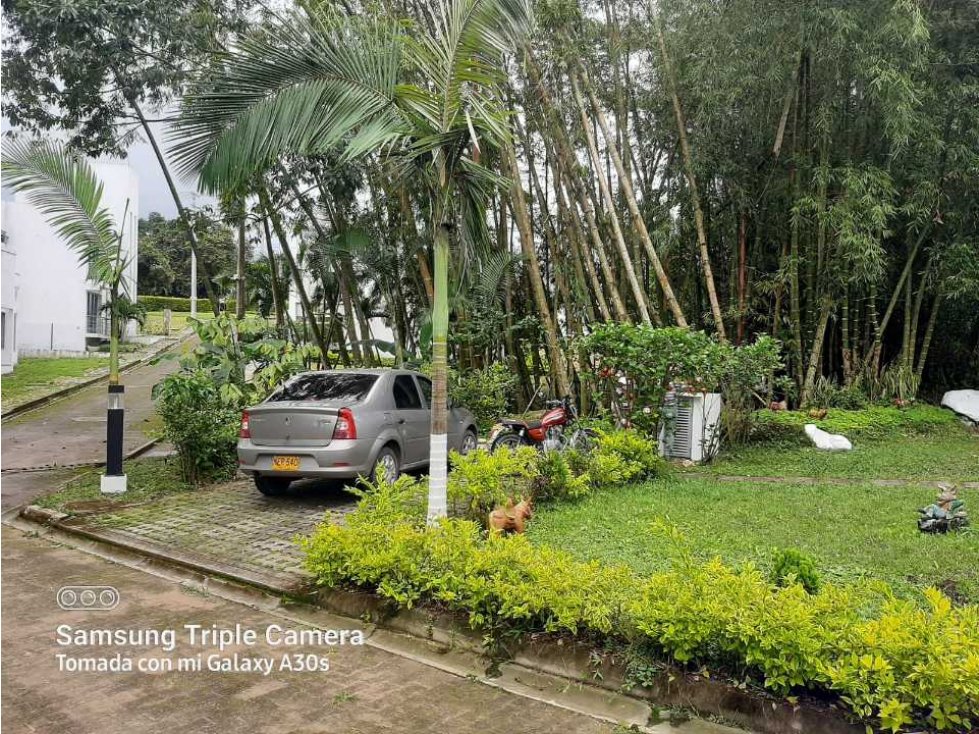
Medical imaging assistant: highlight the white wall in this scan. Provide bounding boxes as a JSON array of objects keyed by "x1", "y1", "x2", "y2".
[
  {"x1": 0, "y1": 159, "x2": 139, "y2": 356},
  {"x1": 1, "y1": 227, "x2": 19, "y2": 373}
]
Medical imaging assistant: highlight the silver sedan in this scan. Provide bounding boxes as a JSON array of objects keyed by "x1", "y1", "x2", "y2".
[{"x1": 237, "y1": 369, "x2": 479, "y2": 495}]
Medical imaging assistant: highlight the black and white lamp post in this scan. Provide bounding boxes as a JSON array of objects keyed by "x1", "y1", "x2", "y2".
[{"x1": 101, "y1": 383, "x2": 127, "y2": 494}]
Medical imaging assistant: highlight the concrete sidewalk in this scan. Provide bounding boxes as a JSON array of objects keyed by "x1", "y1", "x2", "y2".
[{"x1": 1, "y1": 527, "x2": 626, "y2": 734}]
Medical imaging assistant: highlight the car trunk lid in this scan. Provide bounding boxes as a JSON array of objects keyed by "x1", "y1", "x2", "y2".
[{"x1": 246, "y1": 404, "x2": 340, "y2": 447}]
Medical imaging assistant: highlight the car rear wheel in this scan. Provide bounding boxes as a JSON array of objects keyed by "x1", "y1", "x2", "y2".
[
  {"x1": 255, "y1": 475, "x2": 291, "y2": 496},
  {"x1": 371, "y1": 446, "x2": 400, "y2": 483},
  {"x1": 460, "y1": 429, "x2": 478, "y2": 455}
]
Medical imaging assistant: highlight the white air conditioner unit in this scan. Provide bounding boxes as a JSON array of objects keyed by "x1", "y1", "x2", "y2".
[{"x1": 658, "y1": 391, "x2": 722, "y2": 463}]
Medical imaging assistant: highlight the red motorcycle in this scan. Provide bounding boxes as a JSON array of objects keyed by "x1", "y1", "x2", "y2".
[{"x1": 489, "y1": 396, "x2": 596, "y2": 453}]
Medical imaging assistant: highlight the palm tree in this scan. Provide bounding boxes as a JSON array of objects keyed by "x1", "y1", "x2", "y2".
[
  {"x1": 172, "y1": 0, "x2": 531, "y2": 522},
  {"x1": 2, "y1": 140, "x2": 135, "y2": 492}
]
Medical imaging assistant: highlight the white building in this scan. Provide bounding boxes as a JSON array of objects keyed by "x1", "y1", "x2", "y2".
[{"x1": 1, "y1": 159, "x2": 139, "y2": 372}]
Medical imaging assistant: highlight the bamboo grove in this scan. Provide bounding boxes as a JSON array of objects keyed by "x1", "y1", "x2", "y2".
[{"x1": 4, "y1": 0, "x2": 978, "y2": 407}]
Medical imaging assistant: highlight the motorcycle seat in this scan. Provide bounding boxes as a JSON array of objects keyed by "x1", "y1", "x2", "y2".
[{"x1": 501, "y1": 418, "x2": 542, "y2": 430}]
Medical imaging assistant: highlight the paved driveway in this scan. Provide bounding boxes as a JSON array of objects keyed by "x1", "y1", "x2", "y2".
[{"x1": 69, "y1": 478, "x2": 356, "y2": 590}]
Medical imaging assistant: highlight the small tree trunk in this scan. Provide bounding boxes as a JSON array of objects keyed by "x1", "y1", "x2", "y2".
[
  {"x1": 504, "y1": 142, "x2": 572, "y2": 398},
  {"x1": 737, "y1": 210, "x2": 748, "y2": 344},
  {"x1": 801, "y1": 298, "x2": 832, "y2": 406},
  {"x1": 569, "y1": 72, "x2": 653, "y2": 326},
  {"x1": 259, "y1": 188, "x2": 330, "y2": 364},
  {"x1": 236, "y1": 211, "x2": 247, "y2": 319},
  {"x1": 651, "y1": 13, "x2": 725, "y2": 340},
  {"x1": 260, "y1": 216, "x2": 286, "y2": 333},
  {"x1": 915, "y1": 291, "x2": 942, "y2": 380},
  {"x1": 427, "y1": 222, "x2": 451, "y2": 523},
  {"x1": 579, "y1": 67, "x2": 688, "y2": 328}
]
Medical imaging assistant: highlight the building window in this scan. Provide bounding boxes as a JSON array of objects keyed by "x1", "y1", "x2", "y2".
[{"x1": 1, "y1": 311, "x2": 5, "y2": 349}]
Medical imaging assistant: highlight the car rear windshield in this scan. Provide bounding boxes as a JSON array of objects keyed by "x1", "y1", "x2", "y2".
[{"x1": 267, "y1": 373, "x2": 378, "y2": 403}]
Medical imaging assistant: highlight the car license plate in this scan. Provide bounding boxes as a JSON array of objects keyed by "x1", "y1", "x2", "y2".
[{"x1": 271, "y1": 456, "x2": 300, "y2": 471}]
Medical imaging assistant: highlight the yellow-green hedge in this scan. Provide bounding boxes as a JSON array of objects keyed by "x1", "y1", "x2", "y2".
[{"x1": 303, "y1": 509, "x2": 979, "y2": 733}]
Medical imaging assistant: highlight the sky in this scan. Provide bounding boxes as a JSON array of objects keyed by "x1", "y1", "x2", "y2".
[
  {"x1": 1, "y1": 115, "x2": 214, "y2": 219},
  {"x1": 125, "y1": 119, "x2": 216, "y2": 218}
]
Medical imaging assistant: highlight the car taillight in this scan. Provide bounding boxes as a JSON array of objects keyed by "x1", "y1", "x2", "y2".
[
  {"x1": 332, "y1": 407, "x2": 357, "y2": 440},
  {"x1": 239, "y1": 410, "x2": 250, "y2": 439}
]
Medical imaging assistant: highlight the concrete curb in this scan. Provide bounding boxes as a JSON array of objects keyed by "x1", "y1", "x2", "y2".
[
  {"x1": 1, "y1": 334, "x2": 188, "y2": 422},
  {"x1": 10, "y1": 504, "x2": 862, "y2": 734}
]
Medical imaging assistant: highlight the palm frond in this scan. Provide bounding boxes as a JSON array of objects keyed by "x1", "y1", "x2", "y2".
[
  {"x1": 0, "y1": 139, "x2": 126, "y2": 289},
  {"x1": 170, "y1": 11, "x2": 410, "y2": 189}
]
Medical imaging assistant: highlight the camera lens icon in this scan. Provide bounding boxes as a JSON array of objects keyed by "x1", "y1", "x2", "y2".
[{"x1": 58, "y1": 586, "x2": 120, "y2": 611}]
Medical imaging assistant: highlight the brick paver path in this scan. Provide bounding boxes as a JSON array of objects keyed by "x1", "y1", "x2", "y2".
[{"x1": 75, "y1": 479, "x2": 355, "y2": 587}]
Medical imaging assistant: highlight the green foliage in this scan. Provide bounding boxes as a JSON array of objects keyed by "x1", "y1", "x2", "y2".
[
  {"x1": 445, "y1": 431, "x2": 662, "y2": 519},
  {"x1": 36, "y1": 458, "x2": 194, "y2": 512},
  {"x1": 137, "y1": 295, "x2": 233, "y2": 313},
  {"x1": 180, "y1": 313, "x2": 318, "y2": 405},
  {"x1": 580, "y1": 325, "x2": 781, "y2": 434},
  {"x1": 303, "y1": 506, "x2": 979, "y2": 732},
  {"x1": 449, "y1": 363, "x2": 519, "y2": 431},
  {"x1": 347, "y1": 472, "x2": 428, "y2": 524},
  {"x1": 154, "y1": 370, "x2": 239, "y2": 484},
  {"x1": 589, "y1": 430, "x2": 666, "y2": 489},
  {"x1": 750, "y1": 406, "x2": 960, "y2": 445},
  {"x1": 806, "y1": 377, "x2": 870, "y2": 410},
  {"x1": 447, "y1": 446, "x2": 538, "y2": 520},
  {"x1": 137, "y1": 211, "x2": 243, "y2": 302},
  {"x1": 532, "y1": 450, "x2": 592, "y2": 502},
  {"x1": 770, "y1": 548, "x2": 822, "y2": 594}
]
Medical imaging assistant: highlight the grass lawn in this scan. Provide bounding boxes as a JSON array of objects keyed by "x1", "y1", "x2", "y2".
[
  {"x1": 2, "y1": 355, "x2": 111, "y2": 408},
  {"x1": 142, "y1": 310, "x2": 215, "y2": 336},
  {"x1": 704, "y1": 429, "x2": 979, "y2": 481},
  {"x1": 36, "y1": 457, "x2": 194, "y2": 513},
  {"x1": 527, "y1": 475, "x2": 979, "y2": 603}
]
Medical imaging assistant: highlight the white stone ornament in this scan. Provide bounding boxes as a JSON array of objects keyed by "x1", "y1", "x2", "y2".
[
  {"x1": 941, "y1": 390, "x2": 979, "y2": 424},
  {"x1": 804, "y1": 423, "x2": 852, "y2": 451}
]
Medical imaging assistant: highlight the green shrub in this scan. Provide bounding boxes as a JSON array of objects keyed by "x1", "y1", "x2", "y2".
[
  {"x1": 770, "y1": 548, "x2": 821, "y2": 594},
  {"x1": 579, "y1": 324, "x2": 781, "y2": 435},
  {"x1": 154, "y1": 370, "x2": 239, "y2": 483},
  {"x1": 532, "y1": 450, "x2": 592, "y2": 502},
  {"x1": 589, "y1": 430, "x2": 665, "y2": 488},
  {"x1": 447, "y1": 446, "x2": 538, "y2": 520},
  {"x1": 138, "y1": 295, "x2": 235, "y2": 313},
  {"x1": 347, "y1": 472, "x2": 428, "y2": 523},
  {"x1": 302, "y1": 508, "x2": 979, "y2": 733},
  {"x1": 449, "y1": 363, "x2": 519, "y2": 431},
  {"x1": 750, "y1": 406, "x2": 959, "y2": 445}
]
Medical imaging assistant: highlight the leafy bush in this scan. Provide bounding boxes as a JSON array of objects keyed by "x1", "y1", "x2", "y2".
[
  {"x1": 807, "y1": 376, "x2": 869, "y2": 410},
  {"x1": 532, "y1": 450, "x2": 592, "y2": 502},
  {"x1": 154, "y1": 370, "x2": 239, "y2": 483},
  {"x1": 750, "y1": 406, "x2": 959, "y2": 445},
  {"x1": 347, "y1": 472, "x2": 428, "y2": 523},
  {"x1": 579, "y1": 325, "x2": 781, "y2": 435},
  {"x1": 770, "y1": 548, "x2": 821, "y2": 594},
  {"x1": 449, "y1": 363, "x2": 520, "y2": 431},
  {"x1": 303, "y1": 509, "x2": 979, "y2": 733},
  {"x1": 446, "y1": 431, "x2": 662, "y2": 517},
  {"x1": 588, "y1": 430, "x2": 665, "y2": 488},
  {"x1": 447, "y1": 446, "x2": 538, "y2": 520},
  {"x1": 138, "y1": 295, "x2": 235, "y2": 313}
]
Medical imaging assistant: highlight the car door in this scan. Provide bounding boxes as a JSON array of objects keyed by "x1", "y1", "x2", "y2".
[{"x1": 391, "y1": 374, "x2": 428, "y2": 466}]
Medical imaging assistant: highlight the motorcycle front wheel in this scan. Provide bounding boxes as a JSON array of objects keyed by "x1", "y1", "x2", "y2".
[{"x1": 490, "y1": 431, "x2": 530, "y2": 452}]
